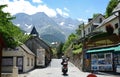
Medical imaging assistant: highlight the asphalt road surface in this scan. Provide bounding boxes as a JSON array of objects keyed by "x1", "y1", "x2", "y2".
[{"x1": 19, "y1": 59, "x2": 120, "y2": 77}]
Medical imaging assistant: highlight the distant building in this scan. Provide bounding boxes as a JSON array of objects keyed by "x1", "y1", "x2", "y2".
[{"x1": 25, "y1": 26, "x2": 52, "y2": 67}]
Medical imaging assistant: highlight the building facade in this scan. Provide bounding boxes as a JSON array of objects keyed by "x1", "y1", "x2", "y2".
[
  {"x1": 25, "y1": 26, "x2": 52, "y2": 67},
  {"x1": 86, "y1": 44, "x2": 120, "y2": 73},
  {"x1": 94, "y1": 14, "x2": 119, "y2": 35},
  {"x1": 2, "y1": 44, "x2": 35, "y2": 73},
  {"x1": 25, "y1": 36, "x2": 52, "y2": 67},
  {"x1": 81, "y1": 3, "x2": 120, "y2": 73},
  {"x1": 81, "y1": 14, "x2": 105, "y2": 38}
]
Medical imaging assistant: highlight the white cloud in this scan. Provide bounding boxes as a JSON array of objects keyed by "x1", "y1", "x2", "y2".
[
  {"x1": 63, "y1": 12, "x2": 69, "y2": 17},
  {"x1": 1, "y1": 0, "x2": 37, "y2": 15},
  {"x1": 56, "y1": 8, "x2": 69, "y2": 17},
  {"x1": 37, "y1": 5, "x2": 57, "y2": 17},
  {"x1": 64, "y1": 7, "x2": 69, "y2": 12},
  {"x1": 56, "y1": 8, "x2": 62, "y2": 15},
  {"x1": 0, "y1": 0, "x2": 57, "y2": 17},
  {"x1": 0, "y1": 0, "x2": 70, "y2": 18},
  {"x1": 78, "y1": 18, "x2": 87, "y2": 24},
  {"x1": 32, "y1": 0, "x2": 42, "y2": 3}
]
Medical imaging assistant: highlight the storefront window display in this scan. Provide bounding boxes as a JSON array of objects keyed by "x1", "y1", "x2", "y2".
[
  {"x1": 118, "y1": 54, "x2": 120, "y2": 65},
  {"x1": 91, "y1": 53, "x2": 113, "y2": 71},
  {"x1": 91, "y1": 54, "x2": 99, "y2": 71},
  {"x1": 114, "y1": 53, "x2": 120, "y2": 73}
]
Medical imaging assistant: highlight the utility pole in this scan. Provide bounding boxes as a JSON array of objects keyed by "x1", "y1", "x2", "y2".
[
  {"x1": 82, "y1": 22, "x2": 86, "y2": 71},
  {"x1": 118, "y1": 11, "x2": 120, "y2": 35}
]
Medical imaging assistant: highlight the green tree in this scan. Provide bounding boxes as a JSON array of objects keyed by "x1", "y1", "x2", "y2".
[
  {"x1": 0, "y1": 5, "x2": 29, "y2": 76},
  {"x1": 62, "y1": 33, "x2": 77, "y2": 52},
  {"x1": 56, "y1": 42, "x2": 64, "y2": 58},
  {"x1": 76, "y1": 24, "x2": 82, "y2": 36},
  {"x1": 105, "y1": 0, "x2": 119, "y2": 18},
  {"x1": 0, "y1": 5, "x2": 29, "y2": 48}
]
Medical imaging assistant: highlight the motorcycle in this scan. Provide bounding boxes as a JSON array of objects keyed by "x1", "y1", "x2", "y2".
[{"x1": 61, "y1": 59, "x2": 68, "y2": 75}]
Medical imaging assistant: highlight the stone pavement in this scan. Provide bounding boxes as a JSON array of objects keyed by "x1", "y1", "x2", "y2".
[{"x1": 19, "y1": 59, "x2": 120, "y2": 77}]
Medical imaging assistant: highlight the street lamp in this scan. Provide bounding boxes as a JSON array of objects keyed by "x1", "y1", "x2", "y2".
[{"x1": 112, "y1": 3, "x2": 120, "y2": 35}]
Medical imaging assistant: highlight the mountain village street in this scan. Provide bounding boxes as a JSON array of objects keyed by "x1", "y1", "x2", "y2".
[{"x1": 18, "y1": 59, "x2": 120, "y2": 77}]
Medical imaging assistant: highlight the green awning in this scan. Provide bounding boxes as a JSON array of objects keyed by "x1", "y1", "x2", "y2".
[
  {"x1": 87, "y1": 47, "x2": 115, "y2": 53},
  {"x1": 115, "y1": 45, "x2": 120, "y2": 52},
  {"x1": 87, "y1": 44, "x2": 120, "y2": 53}
]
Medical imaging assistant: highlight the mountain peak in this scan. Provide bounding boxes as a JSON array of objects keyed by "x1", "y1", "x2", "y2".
[
  {"x1": 32, "y1": 12, "x2": 48, "y2": 17},
  {"x1": 12, "y1": 12, "x2": 81, "y2": 43}
]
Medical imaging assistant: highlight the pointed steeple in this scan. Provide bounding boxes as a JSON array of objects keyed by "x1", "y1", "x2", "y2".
[{"x1": 30, "y1": 26, "x2": 39, "y2": 37}]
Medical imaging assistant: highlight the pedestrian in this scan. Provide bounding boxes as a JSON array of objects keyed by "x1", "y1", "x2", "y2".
[{"x1": 87, "y1": 71, "x2": 97, "y2": 77}]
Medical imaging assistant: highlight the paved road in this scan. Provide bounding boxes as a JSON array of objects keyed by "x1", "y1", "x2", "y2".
[{"x1": 19, "y1": 59, "x2": 120, "y2": 77}]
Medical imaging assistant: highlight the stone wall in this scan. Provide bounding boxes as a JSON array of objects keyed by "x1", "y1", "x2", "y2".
[
  {"x1": 64, "y1": 45, "x2": 83, "y2": 70},
  {"x1": 2, "y1": 73, "x2": 12, "y2": 77},
  {"x1": 2, "y1": 66, "x2": 18, "y2": 77},
  {"x1": 69, "y1": 54, "x2": 83, "y2": 70}
]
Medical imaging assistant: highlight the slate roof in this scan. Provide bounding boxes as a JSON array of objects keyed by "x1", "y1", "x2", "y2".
[
  {"x1": 96, "y1": 3, "x2": 120, "y2": 29},
  {"x1": 20, "y1": 44, "x2": 35, "y2": 56},
  {"x1": 30, "y1": 26, "x2": 39, "y2": 37},
  {"x1": 97, "y1": 14, "x2": 118, "y2": 28},
  {"x1": 85, "y1": 14, "x2": 104, "y2": 28}
]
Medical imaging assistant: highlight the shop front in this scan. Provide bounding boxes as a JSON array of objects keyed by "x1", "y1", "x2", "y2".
[
  {"x1": 91, "y1": 52, "x2": 113, "y2": 72},
  {"x1": 86, "y1": 44, "x2": 120, "y2": 73},
  {"x1": 114, "y1": 53, "x2": 120, "y2": 73},
  {"x1": 114, "y1": 44, "x2": 120, "y2": 73}
]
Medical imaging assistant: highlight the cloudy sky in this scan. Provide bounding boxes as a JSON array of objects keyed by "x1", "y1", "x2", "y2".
[{"x1": 0, "y1": 0, "x2": 109, "y2": 22}]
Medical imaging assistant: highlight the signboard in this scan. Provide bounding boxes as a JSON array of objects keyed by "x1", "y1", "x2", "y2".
[{"x1": 37, "y1": 49, "x2": 45, "y2": 66}]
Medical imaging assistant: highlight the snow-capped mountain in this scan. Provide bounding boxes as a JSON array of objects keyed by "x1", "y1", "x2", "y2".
[
  {"x1": 12, "y1": 12, "x2": 81, "y2": 43},
  {"x1": 52, "y1": 14, "x2": 81, "y2": 37}
]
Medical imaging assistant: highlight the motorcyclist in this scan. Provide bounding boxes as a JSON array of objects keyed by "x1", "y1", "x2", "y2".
[
  {"x1": 61, "y1": 56, "x2": 68, "y2": 75},
  {"x1": 61, "y1": 55, "x2": 66, "y2": 65}
]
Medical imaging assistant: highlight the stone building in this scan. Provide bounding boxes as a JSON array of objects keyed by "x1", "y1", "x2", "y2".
[
  {"x1": 2, "y1": 44, "x2": 35, "y2": 73},
  {"x1": 25, "y1": 26, "x2": 52, "y2": 67}
]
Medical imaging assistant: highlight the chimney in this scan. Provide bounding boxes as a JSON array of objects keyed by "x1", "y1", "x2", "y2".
[{"x1": 88, "y1": 18, "x2": 92, "y2": 22}]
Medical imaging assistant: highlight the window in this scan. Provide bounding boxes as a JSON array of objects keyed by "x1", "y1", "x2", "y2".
[
  {"x1": 98, "y1": 53, "x2": 104, "y2": 58},
  {"x1": 17, "y1": 57, "x2": 23, "y2": 66},
  {"x1": 2, "y1": 57, "x2": 13, "y2": 66},
  {"x1": 31, "y1": 58, "x2": 33, "y2": 66},
  {"x1": 99, "y1": 18, "x2": 102, "y2": 23},
  {"x1": 115, "y1": 23, "x2": 118, "y2": 29},
  {"x1": 117, "y1": 54, "x2": 120, "y2": 65},
  {"x1": 105, "y1": 53, "x2": 112, "y2": 64},
  {"x1": 27, "y1": 57, "x2": 29, "y2": 66},
  {"x1": 88, "y1": 28, "x2": 90, "y2": 33}
]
